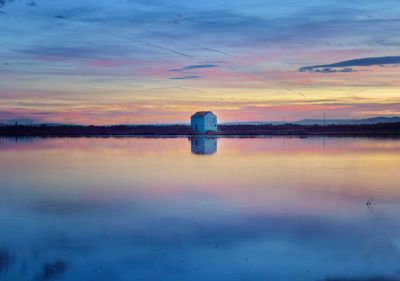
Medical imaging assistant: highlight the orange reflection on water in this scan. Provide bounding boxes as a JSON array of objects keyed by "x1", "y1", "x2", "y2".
[{"x1": 1, "y1": 137, "x2": 399, "y2": 216}]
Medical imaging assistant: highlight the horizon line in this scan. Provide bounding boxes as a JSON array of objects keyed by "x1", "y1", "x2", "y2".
[{"x1": 1, "y1": 116, "x2": 399, "y2": 127}]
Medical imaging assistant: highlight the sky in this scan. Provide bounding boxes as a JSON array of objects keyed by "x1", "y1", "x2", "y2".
[{"x1": 0, "y1": 0, "x2": 399, "y2": 124}]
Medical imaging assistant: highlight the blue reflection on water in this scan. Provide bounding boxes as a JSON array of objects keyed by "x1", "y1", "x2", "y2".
[
  {"x1": 190, "y1": 137, "x2": 217, "y2": 155},
  {"x1": 0, "y1": 137, "x2": 400, "y2": 281}
]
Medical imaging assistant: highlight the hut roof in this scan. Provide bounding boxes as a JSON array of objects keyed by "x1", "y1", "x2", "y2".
[{"x1": 191, "y1": 111, "x2": 216, "y2": 118}]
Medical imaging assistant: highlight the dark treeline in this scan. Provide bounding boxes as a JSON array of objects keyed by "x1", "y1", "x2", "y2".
[
  {"x1": 0, "y1": 125, "x2": 192, "y2": 137},
  {"x1": 0, "y1": 123, "x2": 399, "y2": 137},
  {"x1": 218, "y1": 123, "x2": 400, "y2": 136}
]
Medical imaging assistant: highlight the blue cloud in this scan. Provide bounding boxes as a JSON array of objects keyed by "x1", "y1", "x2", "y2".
[
  {"x1": 299, "y1": 56, "x2": 400, "y2": 73},
  {"x1": 169, "y1": 64, "x2": 218, "y2": 72},
  {"x1": 169, "y1": 75, "x2": 202, "y2": 80}
]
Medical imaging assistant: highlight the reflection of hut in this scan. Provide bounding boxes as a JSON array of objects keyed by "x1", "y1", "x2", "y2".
[
  {"x1": 190, "y1": 137, "x2": 217, "y2": 155},
  {"x1": 191, "y1": 111, "x2": 217, "y2": 134}
]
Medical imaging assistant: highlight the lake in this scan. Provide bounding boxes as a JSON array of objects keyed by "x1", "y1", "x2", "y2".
[{"x1": 0, "y1": 137, "x2": 399, "y2": 281}]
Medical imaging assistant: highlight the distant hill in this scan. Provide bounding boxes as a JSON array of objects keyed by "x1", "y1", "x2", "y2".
[
  {"x1": 223, "y1": 117, "x2": 400, "y2": 126},
  {"x1": 295, "y1": 116, "x2": 400, "y2": 125},
  {"x1": 222, "y1": 121, "x2": 278, "y2": 125}
]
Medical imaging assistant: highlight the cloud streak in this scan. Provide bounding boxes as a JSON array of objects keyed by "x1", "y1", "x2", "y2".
[
  {"x1": 299, "y1": 56, "x2": 400, "y2": 73},
  {"x1": 169, "y1": 64, "x2": 218, "y2": 72},
  {"x1": 169, "y1": 75, "x2": 202, "y2": 80}
]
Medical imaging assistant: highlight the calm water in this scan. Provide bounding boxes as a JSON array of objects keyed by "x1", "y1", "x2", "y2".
[{"x1": 0, "y1": 137, "x2": 400, "y2": 281}]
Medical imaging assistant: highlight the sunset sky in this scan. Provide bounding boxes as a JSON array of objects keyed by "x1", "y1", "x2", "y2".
[{"x1": 0, "y1": 0, "x2": 399, "y2": 124}]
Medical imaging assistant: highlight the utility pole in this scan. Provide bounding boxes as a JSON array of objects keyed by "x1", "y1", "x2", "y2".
[{"x1": 323, "y1": 112, "x2": 326, "y2": 127}]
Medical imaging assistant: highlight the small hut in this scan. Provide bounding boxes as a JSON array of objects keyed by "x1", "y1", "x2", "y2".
[{"x1": 191, "y1": 111, "x2": 217, "y2": 134}]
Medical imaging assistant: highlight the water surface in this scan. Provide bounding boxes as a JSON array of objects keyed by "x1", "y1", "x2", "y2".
[{"x1": 0, "y1": 137, "x2": 400, "y2": 281}]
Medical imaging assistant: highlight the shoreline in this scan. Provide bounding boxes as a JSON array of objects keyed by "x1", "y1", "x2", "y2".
[
  {"x1": 1, "y1": 123, "x2": 399, "y2": 138},
  {"x1": 0, "y1": 134, "x2": 400, "y2": 139}
]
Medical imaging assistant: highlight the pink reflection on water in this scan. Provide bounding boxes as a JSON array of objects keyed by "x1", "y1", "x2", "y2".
[{"x1": 1, "y1": 137, "x2": 400, "y2": 217}]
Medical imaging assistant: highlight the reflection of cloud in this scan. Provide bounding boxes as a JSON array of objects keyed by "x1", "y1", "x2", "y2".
[
  {"x1": 0, "y1": 0, "x2": 13, "y2": 8},
  {"x1": 322, "y1": 276, "x2": 400, "y2": 281},
  {"x1": 32, "y1": 201, "x2": 104, "y2": 215},
  {"x1": 1, "y1": 135, "x2": 400, "y2": 279},
  {"x1": 26, "y1": 1, "x2": 36, "y2": 7},
  {"x1": 0, "y1": 249, "x2": 10, "y2": 273},
  {"x1": 38, "y1": 261, "x2": 67, "y2": 281},
  {"x1": 299, "y1": 56, "x2": 400, "y2": 73}
]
